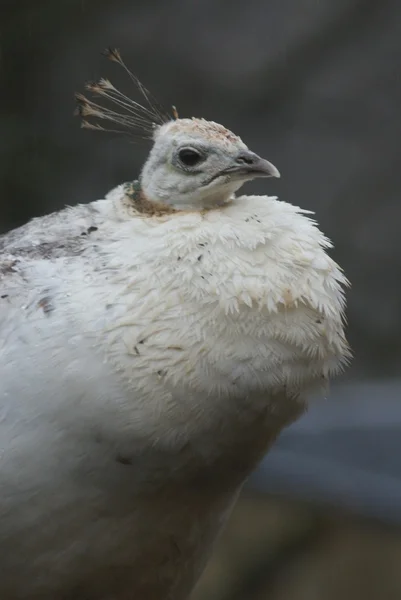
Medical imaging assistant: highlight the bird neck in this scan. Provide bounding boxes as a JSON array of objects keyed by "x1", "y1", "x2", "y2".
[
  {"x1": 123, "y1": 180, "x2": 177, "y2": 216},
  {"x1": 124, "y1": 180, "x2": 236, "y2": 213}
]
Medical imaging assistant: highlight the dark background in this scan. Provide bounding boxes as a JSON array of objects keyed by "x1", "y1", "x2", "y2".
[{"x1": 1, "y1": 1, "x2": 401, "y2": 598}]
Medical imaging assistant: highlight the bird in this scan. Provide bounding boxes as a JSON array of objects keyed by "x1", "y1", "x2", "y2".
[{"x1": 0, "y1": 49, "x2": 349, "y2": 600}]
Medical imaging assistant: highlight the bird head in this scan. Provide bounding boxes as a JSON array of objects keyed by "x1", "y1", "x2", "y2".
[
  {"x1": 140, "y1": 118, "x2": 279, "y2": 209},
  {"x1": 75, "y1": 48, "x2": 279, "y2": 210}
]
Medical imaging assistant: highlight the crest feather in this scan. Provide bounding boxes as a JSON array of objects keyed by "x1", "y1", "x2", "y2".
[{"x1": 75, "y1": 48, "x2": 174, "y2": 140}]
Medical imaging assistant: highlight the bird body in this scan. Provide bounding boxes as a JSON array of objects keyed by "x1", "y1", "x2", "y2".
[{"x1": 0, "y1": 65, "x2": 349, "y2": 599}]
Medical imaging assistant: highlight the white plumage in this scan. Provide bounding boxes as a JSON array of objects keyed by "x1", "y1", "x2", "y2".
[{"x1": 0, "y1": 58, "x2": 349, "y2": 599}]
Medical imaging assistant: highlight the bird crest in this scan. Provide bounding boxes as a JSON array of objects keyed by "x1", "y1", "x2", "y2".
[
  {"x1": 75, "y1": 48, "x2": 174, "y2": 140},
  {"x1": 75, "y1": 49, "x2": 246, "y2": 150}
]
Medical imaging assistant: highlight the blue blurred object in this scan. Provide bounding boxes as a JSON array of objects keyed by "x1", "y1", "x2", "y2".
[{"x1": 249, "y1": 380, "x2": 401, "y2": 524}]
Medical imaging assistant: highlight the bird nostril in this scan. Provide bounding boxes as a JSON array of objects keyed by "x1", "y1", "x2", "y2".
[{"x1": 236, "y1": 152, "x2": 256, "y2": 165}]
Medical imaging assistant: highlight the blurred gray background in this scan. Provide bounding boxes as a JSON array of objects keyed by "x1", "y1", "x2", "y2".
[{"x1": 1, "y1": 1, "x2": 401, "y2": 598}]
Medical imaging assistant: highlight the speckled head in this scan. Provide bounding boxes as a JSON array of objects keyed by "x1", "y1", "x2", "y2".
[
  {"x1": 159, "y1": 118, "x2": 244, "y2": 149},
  {"x1": 139, "y1": 117, "x2": 280, "y2": 210}
]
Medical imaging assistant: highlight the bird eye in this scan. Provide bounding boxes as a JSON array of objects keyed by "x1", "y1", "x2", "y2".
[{"x1": 178, "y1": 148, "x2": 203, "y2": 167}]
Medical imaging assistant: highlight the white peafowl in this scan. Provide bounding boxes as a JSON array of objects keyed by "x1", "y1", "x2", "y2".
[{"x1": 0, "y1": 49, "x2": 349, "y2": 599}]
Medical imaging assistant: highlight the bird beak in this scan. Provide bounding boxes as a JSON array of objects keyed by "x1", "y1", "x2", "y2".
[
  {"x1": 206, "y1": 150, "x2": 281, "y2": 188},
  {"x1": 225, "y1": 150, "x2": 280, "y2": 179}
]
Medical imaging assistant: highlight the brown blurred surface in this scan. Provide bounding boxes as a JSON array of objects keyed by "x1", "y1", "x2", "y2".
[{"x1": 192, "y1": 492, "x2": 401, "y2": 600}]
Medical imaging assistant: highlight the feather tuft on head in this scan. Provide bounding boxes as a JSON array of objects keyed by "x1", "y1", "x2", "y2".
[{"x1": 75, "y1": 48, "x2": 173, "y2": 140}]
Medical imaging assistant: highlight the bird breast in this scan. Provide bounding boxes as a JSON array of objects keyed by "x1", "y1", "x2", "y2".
[{"x1": 74, "y1": 189, "x2": 349, "y2": 459}]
